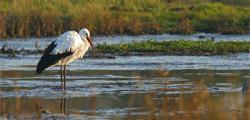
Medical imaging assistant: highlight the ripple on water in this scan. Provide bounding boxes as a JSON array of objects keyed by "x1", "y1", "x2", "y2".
[
  {"x1": 1, "y1": 53, "x2": 249, "y2": 71},
  {"x1": 0, "y1": 72, "x2": 244, "y2": 98}
]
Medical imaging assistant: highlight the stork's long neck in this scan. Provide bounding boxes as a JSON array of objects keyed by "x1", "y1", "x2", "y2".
[{"x1": 83, "y1": 37, "x2": 91, "y2": 49}]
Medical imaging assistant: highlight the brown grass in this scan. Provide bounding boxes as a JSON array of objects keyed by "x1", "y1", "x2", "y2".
[{"x1": 0, "y1": 0, "x2": 249, "y2": 39}]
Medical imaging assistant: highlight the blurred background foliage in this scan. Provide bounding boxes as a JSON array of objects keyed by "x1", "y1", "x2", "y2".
[{"x1": 0, "y1": 0, "x2": 249, "y2": 38}]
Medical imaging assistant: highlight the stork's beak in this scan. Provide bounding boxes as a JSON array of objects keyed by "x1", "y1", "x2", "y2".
[{"x1": 86, "y1": 36, "x2": 94, "y2": 50}]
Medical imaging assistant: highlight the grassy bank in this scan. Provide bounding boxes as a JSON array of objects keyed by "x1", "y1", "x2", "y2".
[
  {"x1": 1, "y1": 40, "x2": 250, "y2": 56},
  {"x1": 0, "y1": 0, "x2": 250, "y2": 38},
  {"x1": 96, "y1": 40, "x2": 250, "y2": 55}
]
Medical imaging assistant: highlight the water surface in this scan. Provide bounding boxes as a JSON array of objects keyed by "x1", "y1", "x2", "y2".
[
  {"x1": 0, "y1": 53, "x2": 249, "y2": 119},
  {"x1": 1, "y1": 34, "x2": 250, "y2": 119}
]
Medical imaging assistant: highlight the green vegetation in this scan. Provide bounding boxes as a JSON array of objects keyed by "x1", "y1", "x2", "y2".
[
  {"x1": 215, "y1": 0, "x2": 250, "y2": 6},
  {"x1": 1, "y1": 40, "x2": 250, "y2": 56},
  {"x1": 0, "y1": 0, "x2": 250, "y2": 38},
  {"x1": 96, "y1": 40, "x2": 250, "y2": 55}
]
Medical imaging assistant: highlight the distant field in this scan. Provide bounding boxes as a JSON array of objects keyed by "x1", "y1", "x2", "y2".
[{"x1": 0, "y1": 0, "x2": 250, "y2": 38}]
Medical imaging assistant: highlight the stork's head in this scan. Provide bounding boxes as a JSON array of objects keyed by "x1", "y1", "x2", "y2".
[{"x1": 79, "y1": 28, "x2": 94, "y2": 49}]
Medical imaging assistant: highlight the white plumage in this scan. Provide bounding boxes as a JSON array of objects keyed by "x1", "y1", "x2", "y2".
[
  {"x1": 36, "y1": 28, "x2": 94, "y2": 91},
  {"x1": 53, "y1": 31, "x2": 90, "y2": 65},
  {"x1": 52, "y1": 31, "x2": 83, "y2": 54}
]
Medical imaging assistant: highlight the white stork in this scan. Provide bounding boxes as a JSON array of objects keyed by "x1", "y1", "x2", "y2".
[{"x1": 36, "y1": 28, "x2": 94, "y2": 91}]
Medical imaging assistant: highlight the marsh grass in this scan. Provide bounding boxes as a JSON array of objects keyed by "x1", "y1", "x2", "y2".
[
  {"x1": 1, "y1": 40, "x2": 250, "y2": 56},
  {"x1": 0, "y1": 0, "x2": 249, "y2": 38},
  {"x1": 96, "y1": 40, "x2": 250, "y2": 55}
]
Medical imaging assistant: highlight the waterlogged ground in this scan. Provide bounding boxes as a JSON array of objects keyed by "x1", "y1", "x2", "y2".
[
  {"x1": 0, "y1": 34, "x2": 250, "y2": 119},
  {"x1": 0, "y1": 53, "x2": 250, "y2": 119}
]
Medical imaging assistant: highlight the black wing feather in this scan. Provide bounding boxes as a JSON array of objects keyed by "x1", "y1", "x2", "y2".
[{"x1": 36, "y1": 41, "x2": 74, "y2": 74}]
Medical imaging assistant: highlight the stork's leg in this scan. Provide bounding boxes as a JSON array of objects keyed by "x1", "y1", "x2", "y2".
[
  {"x1": 60, "y1": 65, "x2": 63, "y2": 90},
  {"x1": 63, "y1": 65, "x2": 66, "y2": 90}
]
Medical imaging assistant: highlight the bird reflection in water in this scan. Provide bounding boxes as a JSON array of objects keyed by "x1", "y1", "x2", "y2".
[
  {"x1": 242, "y1": 79, "x2": 249, "y2": 93},
  {"x1": 31, "y1": 96, "x2": 67, "y2": 119},
  {"x1": 60, "y1": 97, "x2": 66, "y2": 115}
]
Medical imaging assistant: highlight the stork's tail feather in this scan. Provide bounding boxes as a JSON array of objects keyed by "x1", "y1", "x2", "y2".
[
  {"x1": 36, "y1": 51, "x2": 74, "y2": 75},
  {"x1": 36, "y1": 59, "x2": 46, "y2": 75},
  {"x1": 36, "y1": 56, "x2": 51, "y2": 75}
]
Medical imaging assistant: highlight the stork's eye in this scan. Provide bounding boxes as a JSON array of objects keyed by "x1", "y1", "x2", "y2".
[{"x1": 85, "y1": 33, "x2": 88, "y2": 37}]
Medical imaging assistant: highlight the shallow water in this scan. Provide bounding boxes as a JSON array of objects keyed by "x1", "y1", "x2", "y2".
[
  {"x1": 1, "y1": 34, "x2": 250, "y2": 119},
  {"x1": 0, "y1": 69, "x2": 249, "y2": 119},
  {"x1": 1, "y1": 53, "x2": 250, "y2": 71},
  {"x1": 0, "y1": 53, "x2": 250, "y2": 119}
]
